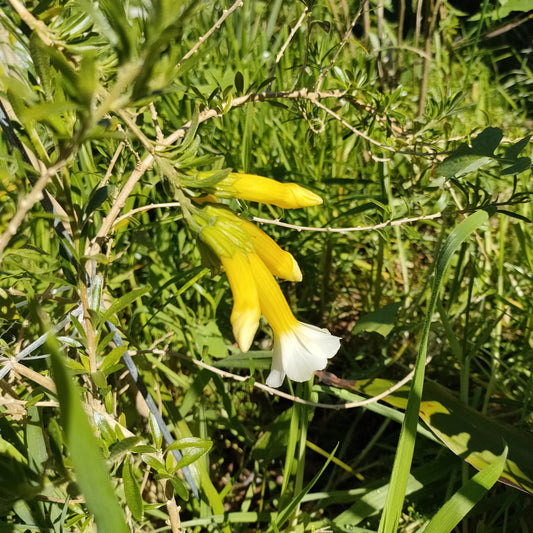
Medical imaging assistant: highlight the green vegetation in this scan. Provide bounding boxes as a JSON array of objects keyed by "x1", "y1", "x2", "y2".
[{"x1": 1, "y1": 0, "x2": 532, "y2": 531}]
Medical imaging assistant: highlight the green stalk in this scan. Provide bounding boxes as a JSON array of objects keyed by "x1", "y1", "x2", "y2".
[{"x1": 378, "y1": 209, "x2": 491, "y2": 533}]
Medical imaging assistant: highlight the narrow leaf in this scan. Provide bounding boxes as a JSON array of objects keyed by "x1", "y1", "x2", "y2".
[
  {"x1": 378, "y1": 209, "x2": 490, "y2": 533},
  {"x1": 48, "y1": 337, "x2": 128, "y2": 533},
  {"x1": 352, "y1": 302, "x2": 402, "y2": 337},
  {"x1": 101, "y1": 286, "x2": 150, "y2": 324},
  {"x1": 123, "y1": 459, "x2": 143, "y2": 522},
  {"x1": 505, "y1": 134, "x2": 531, "y2": 159},
  {"x1": 167, "y1": 437, "x2": 213, "y2": 469},
  {"x1": 423, "y1": 448, "x2": 508, "y2": 533}
]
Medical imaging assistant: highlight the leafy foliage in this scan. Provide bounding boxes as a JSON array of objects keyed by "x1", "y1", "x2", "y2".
[{"x1": 0, "y1": 0, "x2": 532, "y2": 532}]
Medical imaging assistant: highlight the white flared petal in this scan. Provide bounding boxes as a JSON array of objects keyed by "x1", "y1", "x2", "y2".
[
  {"x1": 265, "y1": 342, "x2": 285, "y2": 388},
  {"x1": 266, "y1": 322, "x2": 341, "y2": 387}
]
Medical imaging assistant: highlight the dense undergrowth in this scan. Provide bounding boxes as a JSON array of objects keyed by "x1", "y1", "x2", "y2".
[{"x1": 1, "y1": 0, "x2": 532, "y2": 532}]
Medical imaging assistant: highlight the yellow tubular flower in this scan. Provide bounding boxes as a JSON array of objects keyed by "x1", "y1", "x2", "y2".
[
  {"x1": 202, "y1": 204, "x2": 302, "y2": 282},
  {"x1": 214, "y1": 173, "x2": 323, "y2": 209},
  {"x1": 240, "y1": 218, "x2": 302, "y2": 282},
  {"x1": 247, "y1": 254, "x2": 341, "y2": 387},
  {"x1": 219, "y1": 252, "x2": 260, "y2": 353},
  {"x1": 195, "y1": 204, "x2": 339, "y2": 386}
]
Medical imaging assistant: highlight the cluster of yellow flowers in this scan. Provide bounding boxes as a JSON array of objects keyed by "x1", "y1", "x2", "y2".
[{"x1": 191, "y1": 172, "x2": 341, "y2": 388}]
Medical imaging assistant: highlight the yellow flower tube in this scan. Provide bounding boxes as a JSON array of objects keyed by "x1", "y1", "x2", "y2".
[
  {"x1": 236, "y1": 218, "x2": 302, "y2": 282},
  {"x1": 220, "y1": 252, "x2": 260, "y2": 353},
  {"x1": 208, "y1": 172, "x2": 323, "y2": 209},
  {"x1": 202, "y1": 204, "x2": 302, "y2": 282},
  {"x1": 247, "y1": 254, "x2": 341, "y2": 387},
  {"x1": 198, "y1": 224, "x2": 260, "y2": 352}
]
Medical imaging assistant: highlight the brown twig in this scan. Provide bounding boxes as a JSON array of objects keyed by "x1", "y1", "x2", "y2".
[
  {"x1": 177, "y1": 0, "x2": 244, "y2": 66},
  {"x1": 0, "y1": 156, "x2": 71, "y2": 260},
  {"x1": 273, "y1": 7, "x2": 309, "y2": 72},
  {"x1": 314, "y1": 5, "x2": 363, "y2": 92}
]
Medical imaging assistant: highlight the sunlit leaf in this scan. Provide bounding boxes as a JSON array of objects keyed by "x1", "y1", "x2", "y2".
[{"x1": 337, "y1": 378, "x2": 533, "y2": 494}]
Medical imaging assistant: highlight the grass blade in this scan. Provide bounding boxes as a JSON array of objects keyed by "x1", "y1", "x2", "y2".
[
  {"x1": 378, "y1": 209, "x2": 492, "y2": 533},
  {"x1": 422, "y1": 447, "x2": 508, "y2": 533},
  {"x1": 48, "y1": 336, "x2": 129, "y2": 533}
]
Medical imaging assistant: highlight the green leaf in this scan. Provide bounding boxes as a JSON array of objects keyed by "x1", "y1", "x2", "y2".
[
  {"x1": 167, "y1": 437, "x2": 213, "y2": 470},
  {"x1": 101, "y1": 286, "x2": 150, "y2": 324},
  {"x1": 100, "y1": 345, "x2": 127, "y2": 373},
  {"x1": 26, "y1": 406, "x2": 48, "y2": 474},
  {"x1": 436, "y1": 153, "x2": 493, "y2": 179},
  {"x1": 48, "y1": 336, "x2": 128, "y2": 533},
  {"x1": 423, "y1": 448, "x2": 508, "y2": 533},
  {"x1": 85, "y1": 186, "x2": 109, "y2": 219},
  {"x1": 149, "y1": 412, "x2": 163, "y2": 449},
  {"x1": 505, "y1": 135, "x2": 531, "y2": 159},
  {"x1": 334, "y1": 459, "x2": 452, "y2": 527},
  {"x1": 194, "y1": 321, "x2": 228, "y2": 358},
  {"x1": 352, "y1": 302, "x2": 402, "y2": 337},
  {"x1": 343, "y1": 378, "x2": 533, "y2": 494},
  {"x1": 91, "y1": 370, "x2": 108, "y2": 389},
  {"x1": 213, "y1": 350, "x2": 272, "y2": 370},
  {"x1": 234, "y1": 71, "x2": 244, "y2": 95},
  {"x1": 170, "y1": 477, "x2": 190, "y2": 501},
  {"x1": 436, "y1": 128, "x2": 504, "y2": 178},
  {"x1": 0, "y1": 454, "x2": 42, "y2": 507},
  {"x1": 94, "y1": 412, "x2": 117, "y2": 447},
  {"x1": 141, "y1": 454, "x2": 166, "y2": 472},
  {"x1": 470, "y1": 127, "x2": 502, "y2": 156},
  {"x1": 97, "y1": 0, "x2": 134, "y2": 60},
  {"x1": 123, "y1": 459, "x2": 143, "y2": 522},
  {"x1": 500, "y1": 157, "x2": 531, "y2": 176},
  {"x1": 109, "y1": 437, "x2": 143, "y2": 460},
  {"x1": 378, "y1": 209, "x2": 491, "y2": 533},
  {"x1": 269, "y1": 444, "x2": 339, "y2": 531}
]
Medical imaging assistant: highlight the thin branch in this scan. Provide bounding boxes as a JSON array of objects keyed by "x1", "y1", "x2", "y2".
[
  {"x1": 163, "y1": 351, "x2": 421, "y2": 410},
  {"x1": 267, "y1": 6, "x2": 308, "y2": 91},
  {"x1": 314, "y1": 5, "x2": 363, "y2": 92},
  {"x1": 89, "y1": 82, "x2": 445, "y2": 256},
  {"x1": 0, "y1": 162, "x2": 49, "y2": 259},
  {"x1": 0, "y1": 101, "x2": 77, "y2": 264},
  {"x1": 275, "y1": 8, "x2": 309, "y2": 65},
  {"x1": 310, "y1": 97, "x2": 438, "y2": 156},
  {"x1": 149, "y1": 102, "x2": 164, "y2": 143},
  {"x1": 113, "y1": 202, "x2": 182, "y2": 228},
  {"x1": 100, "y1": 140, "x2": 126, "y2": 188},
  {"x1": 87, "y1": 89, "x2": 344, "y2": 254},
  {"x1": 163, "y1": 89, "x2": 349, "y2": 147},
  {"x1": 253, "y1": 212, "x2": 443, "y2": 234},
  {"x1": 7, "y1": 0, "x2": 58, "y2": 48},
  {"x1": 177, "y1": 0, "x2": 244, "y2": 66},
  {"x1": 110, "y1": 202, "x2": 442, "y2": 236}
]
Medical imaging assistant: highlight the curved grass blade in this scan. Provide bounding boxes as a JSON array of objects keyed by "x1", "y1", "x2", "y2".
[
  {"x1": 378, "y1": 208, "x2": 492, "y2": 533},
  {"x1": 422, "y1": 447, "x2": 507, "y2": 533}
]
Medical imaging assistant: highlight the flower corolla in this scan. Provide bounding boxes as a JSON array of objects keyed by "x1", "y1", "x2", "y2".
[{"x1": 196, "y1": 203, "x2": 340, "y2": 387}]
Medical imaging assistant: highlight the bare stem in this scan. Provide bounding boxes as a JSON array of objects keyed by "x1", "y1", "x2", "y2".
[
  {"x1": 177, "y1": 0, "x2": 244, "y2": 66},
  {"x1": 0, "y1": 156, "x2": 71, "y2": 261},
  {"x1": 140, "y1": 349, "x2": 428, "y2": 411},
  {"x1": 268, "y1": 6, "x2": 309, "y2": 90},
  {"x1": 314, "y1": 5, "x2": 364, "y2": 91},
  {"x1": 253, "y1": 211, "x2": 443, "y2": 234}
]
